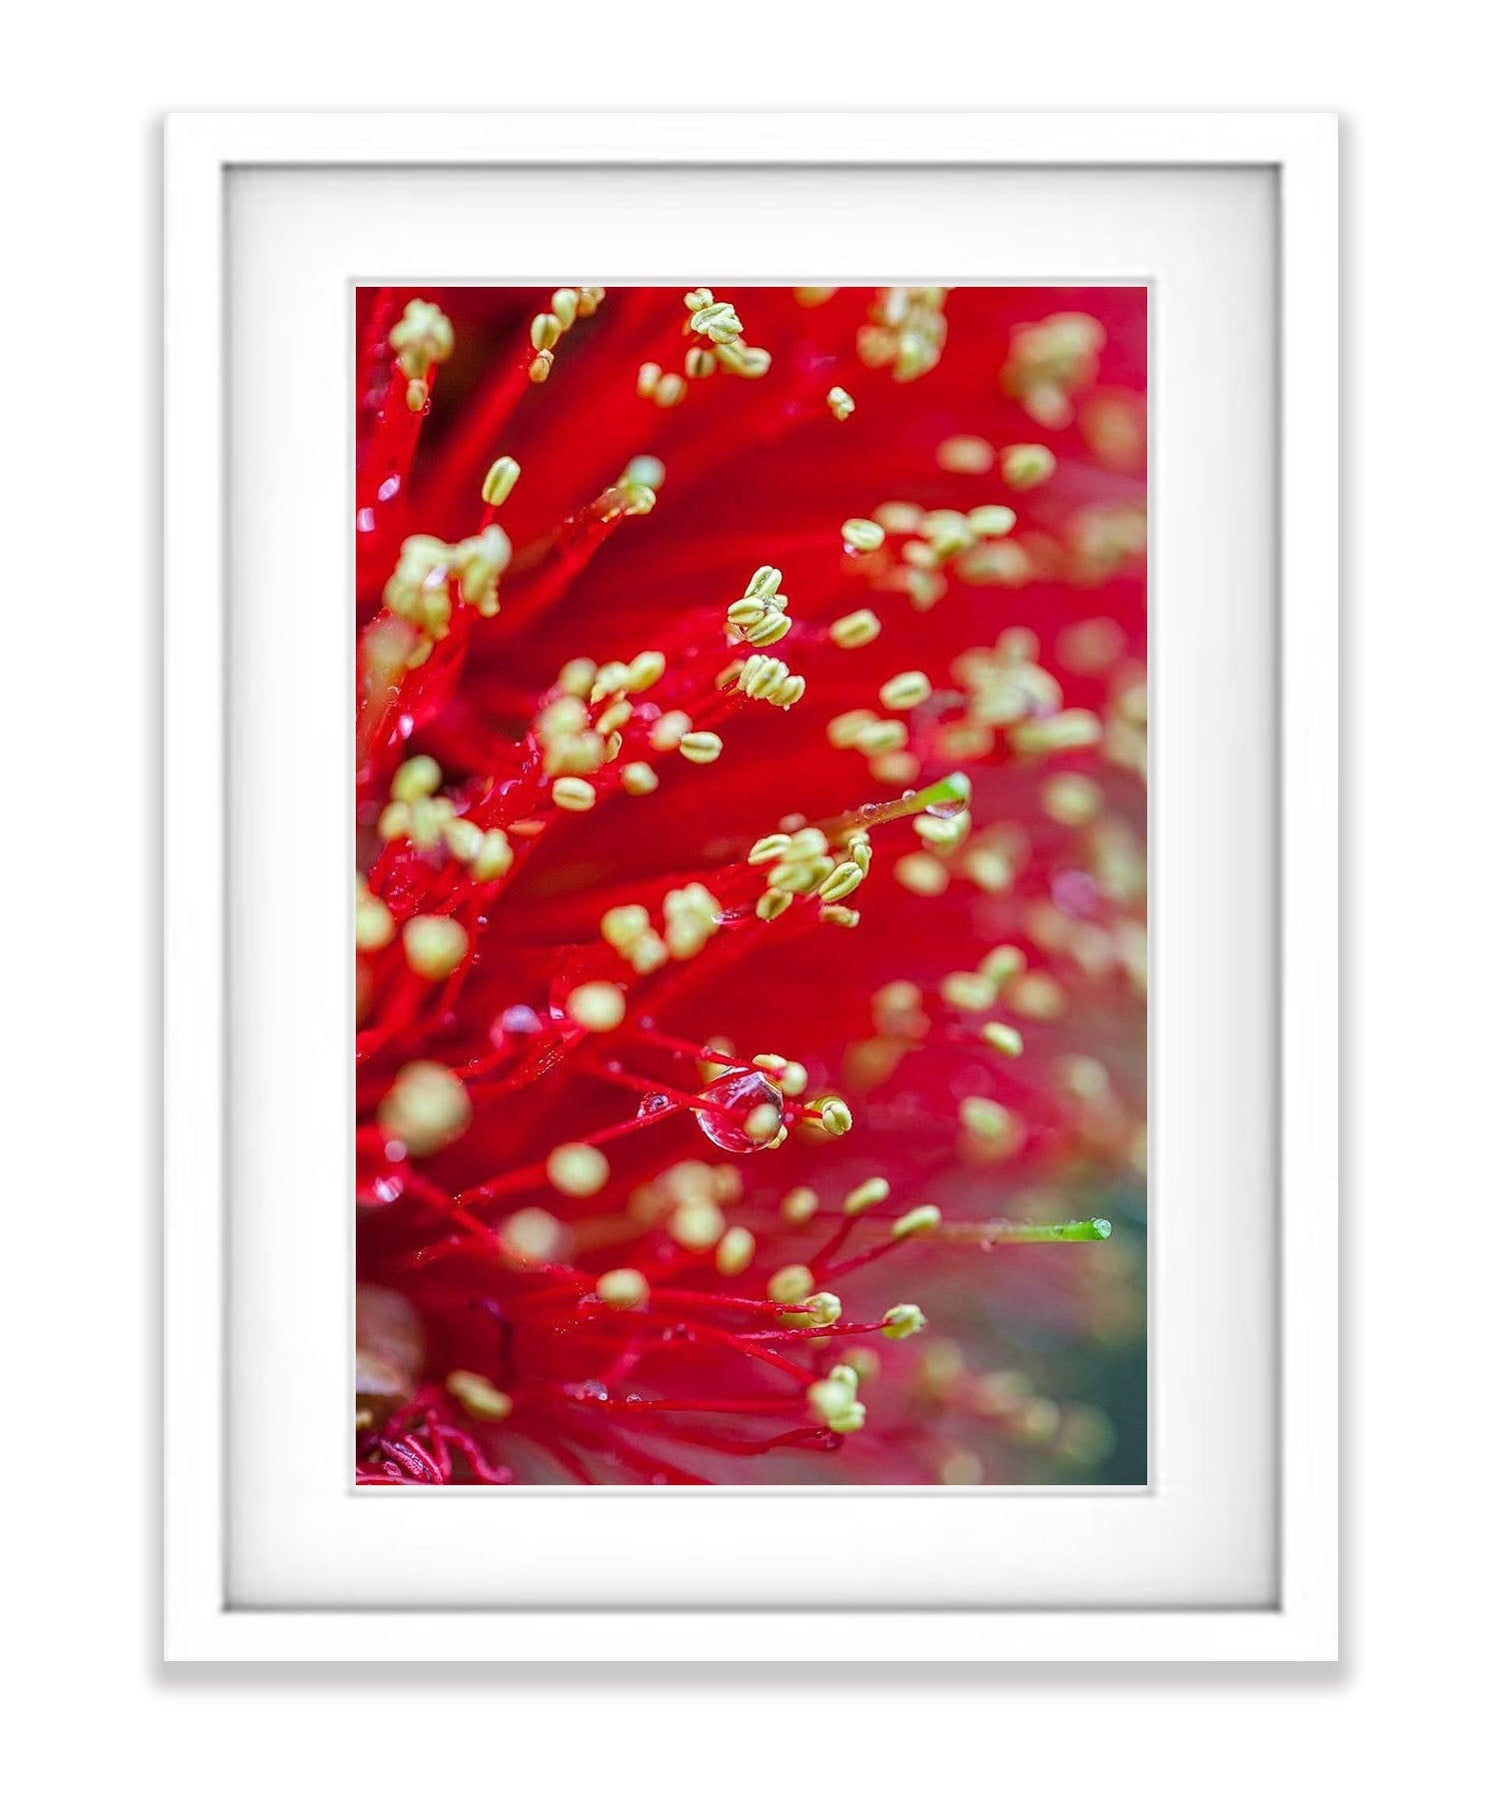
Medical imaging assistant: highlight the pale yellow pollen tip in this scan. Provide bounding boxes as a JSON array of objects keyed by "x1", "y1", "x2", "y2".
[
  {"x1": 827, "y1": 386, "x2": 856, "y2": 421},
  {"x1": 1001, "y1": 443, "x2": 1058, "y2": 489},
  {"x1": 982, "y1": 1021, "x2": 1025, "y2": 1057},
  {"x1": 551, "y1": 775, "x2": 598, "y2": 811},
  {"x1": 841, "y1": 517, "x2": 886, "y2": 555},
  {"x1": 377, "y1": 1061, "x2": 471, "y2": 1157},
  {"x1": 767, "y1": 1263, "x2": 815, "y2": 1305},
  {"x1": 830, "y1": 609, "x2": 882, "y2": 649},
  {"x1": 481, "y1": 456, "x2": 521, "y2": 507},
  {"x1": 715, "y1": 1226, "x2": 756, "y2": 1277},
  {"x1": 547, "y1": 1141, "x2": 610, "y2": 1197},
  {"x1": 878, "y1": 670, "x2": 933, "y2": 711},
  {"x1": 892, "y1": 1203, "x2": 942, "y2": 1240},
  {"x1": 445, "y1": 1370, "x2": 513, "y2": 1422},
  {"x1": 882, "y1": 1303, "x2": 927, "y2": 1340},
  {"x1": 566, "y1": 981, "x2": 627, "y2": 1032},
  {"x1": 678, "y1": 730, "x2": 724, "y2": 765},
  {"x1": 596, "y1": 1267, "x2": 650, "y2": 1310},
  {"x1": 401, "y1": 913, "x2": 469, "y2": 981},
  {"x1": 815, "y1": 1096, "x2": 854, "y2": 1136},
  {"x1": 842, "y1": 1177, "x2": 890, "y2": 1216}
]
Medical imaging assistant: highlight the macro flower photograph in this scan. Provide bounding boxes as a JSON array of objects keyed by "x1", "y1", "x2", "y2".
[{"x1": 354, "y1": 282, "x2": 1147, "y2": 1487}]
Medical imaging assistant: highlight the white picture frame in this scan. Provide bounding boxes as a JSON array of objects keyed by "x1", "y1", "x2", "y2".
[{"x1": 164, "y1": 111, "x2": 1338, "y2": 1663}]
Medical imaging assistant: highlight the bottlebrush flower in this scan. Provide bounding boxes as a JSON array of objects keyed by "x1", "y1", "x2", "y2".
[{"x1": 354, "y1": 284, "x2": 1147, "y2": 1486}]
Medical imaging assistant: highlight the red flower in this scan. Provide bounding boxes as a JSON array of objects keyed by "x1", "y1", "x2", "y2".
[{"x1": 354, "y1": 285, "x2": 1147, "y2": 1486}]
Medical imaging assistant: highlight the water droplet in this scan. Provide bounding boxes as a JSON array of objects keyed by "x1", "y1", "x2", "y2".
[
  {"x1": 925, "y1": 779, "x2": 972, "y2": 820},
  {"x1": 694, "y1": 1069, "x2": 784, "y2": 1154},
  {"x1": 636, "y1": 1090, "x2": 673, "y2": 1118},
  {"x1": 501, "y1": 1004, "x2": 541, "y2": 1034}
]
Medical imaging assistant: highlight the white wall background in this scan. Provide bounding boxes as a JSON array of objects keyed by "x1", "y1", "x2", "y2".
[{"x1": 3, "y1": 6, "x2": 1490, "y2": 1792}]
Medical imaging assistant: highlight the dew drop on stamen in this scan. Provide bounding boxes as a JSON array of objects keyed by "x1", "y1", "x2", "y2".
[
  {"x1": 636, "y1": 1091, "x2": 673, "y2": 1118},
  {"x1": 694, "y1": 1069, "x2": 785, "y2": 1154}
]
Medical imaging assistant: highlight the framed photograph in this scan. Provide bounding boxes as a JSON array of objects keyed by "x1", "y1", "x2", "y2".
[{"x1": 164, "y1": 111, "x2": 1337, "y2": 1661}]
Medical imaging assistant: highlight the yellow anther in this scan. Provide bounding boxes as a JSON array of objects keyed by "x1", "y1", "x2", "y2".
[
  {"x1": 440, "y1": 1374, "x2": 511, "y2": 1417},
  {"x1": 377, "y1": 1061, "x2": 470, "y2": 1157},
  {"x1": 566, "y1": 981, "x2": 627, "y2": 1032},
  {"x1": 879, "y1": 671, "x2": 933, "y2": 711},
  {"x1": 391, "y1": 754, "x2": 442, "y2": 803},
  {"x1": 747, "y1": 832, "x2": 791, "y2": 865},
  {"x1": 446, "y1": 1370, "x2": 512, "y2": 1422},
  {"x1": 766, "y1": 1263, "x2": 814, "y2": 1305},
  {"x1": 718, "y1": 342, "x2": 771, "y2": 377},
  {"x1": 689, "y1": 300, "x2": 744, "y2": 344},
  {"x1": 893, "y1": 853, "x2": 950, "y2": 897},
  {"x1": 620, "y1": 762, "x2": 658, "y2": 796},
  {"x1": 779, "y1": 1061, "x2": 809, "y2": 1097},
  {"x1": 851, "y1": 720, "x2": 907, "y2": 759},
  {"x1": 979, "y1": 948, "x2": 1027, "y2": 991},
  {"x1": 470, "y1": 830, "x2": 514, "y2": 881},
  {"x1": 683, "y1": 286, "x2": 714, "y2": 312},
  {"x1": 402, "y1": 914, "x2": 468, "y2": 980},
  {"x1": 780, "y1": 1187, "x2": 819, "y2": 1226},
  {"x1": 817, "y1": 861, "x2": 865, "y2": 904},
  {"x1": 807, "y1": 1377, "x2": 865, "y2": 1432},
  {"x1": 1009, "y1": 710, "x2": 1103, "y2": 756},
  {"x1": 815, "y1": 1096, "x2": 854, "y2": 1136},
  {"x1": 881, "y1": 1303, "x2": 927, "y2": 1340},
  {"x1": 596, "y1": 1267, "x2": 650, "y2": 1310},
  {"x1": 530, "y1": 312, "x2": 563, "y2": 351},
  {"x1": 826, "y1": 385, "x2": 856, "y2": 421},
  {"x1": 959, "y1": 1096, "x2": 1021, "y2": 1158},
  {"x1": 637, "y1": 361, "x2": 662, "y2": 398},
  {"x1": 830, "y1": 609, "x2": 881, "y2": 649},
  {"x1": 649, "y1": 711, "x2": 692, "y2": 752},
  {"x1": 678, "y1": 730, "x2": 723, "y2": 765},
  {"x1": 499, "y1": 1206, "x2": 567, "y2": 1264},
  {"x1": 820, "y1": 904, "x2": 860, "y2": 928},
  {"x1": 982, "y1": 1021, "x2": 1025, "y2": 1057},
  {"x1": 547, "y1": 1141, "x2": 610, "y2": 1197},
  {"x1": 1001, "y1": 443, "x2": 1057, "y2": 489},
  {"x1": 968, "y1": 504, "x2": 1017, "y2": 538},
  {"x1": 744, "y1": 565, "x2": 783, "y2": 601},
  {"x1": 389, "y1": 298, "x2": 454, "y2": 387},
  {"x1": 827, "y1": 708, "x2": 877, "y2": 749},
  {"x1": 841, "y1": 518, "x2": 886, "y2": 555},
  {"x1": 528, "y1": 351, "x2": 554, "y2": 384},
  {"x1": 797, "y1": 288, "x2": 838, "y2": 307},
  {"x1": 744, "y1": 1103, "x2": 783, "y2": 1144},
  {"x1": 551, "y1": 776, "x2": 597, "y2": 811},
  {"x1": 940, "y1": 971, "x2": 997, "y2": 1013},
  {"x1": 842, "y1": 1177, "x2": 890, "y2": 1216},
  {"x1": 624, "y1": 650, "x2": 666, "y2": 692},
  {"x1": 798, "y1": 1291, "x2": 843, "y2": 1329},
  {"x1": 914, "y1": 812, "x2": 968, "y2": 848},
  {"x1": 756, "y1": 889, "x2": 793, "y2": 921},
  {"x1": 481, "y1": 456, "x2": 521, "y2": 507},
  {"x1": 1042, "y1": 772, "x2": 1104, "y2": 826},
  {"x1": 654, "y1": 372, "x2": 687, "y2": 408},
  {"x1": 715, "y1": 1225, "x2": 756, "y2": 1277},
  {"x1": 557, "y1": 657, "x2": 597, "y2": 698},
  {"x1": 444, "y1": 818, "x2": 483, "y2": 864},
  {"x1": 670, "y1": 1198, "x2": 726, "y2": 1251},
  {"x1": 355, "y1": 887, "x2": 395, "y2": 953},
  {"x1": 551, "y1": 289, "x2": 579, "y2": 329},
  {"x1": 892, "y1": 1203, "x2": 942, "y2": 1240},
  {"x1": 742, "y1": 609, "x2": 793, "y2": 647},
  {"x1": 620, "y1": 454, "x2": 666, "y2": 493},
  {"x1": 937, "y1": 434, "x2": 995, "y2": 474}
]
